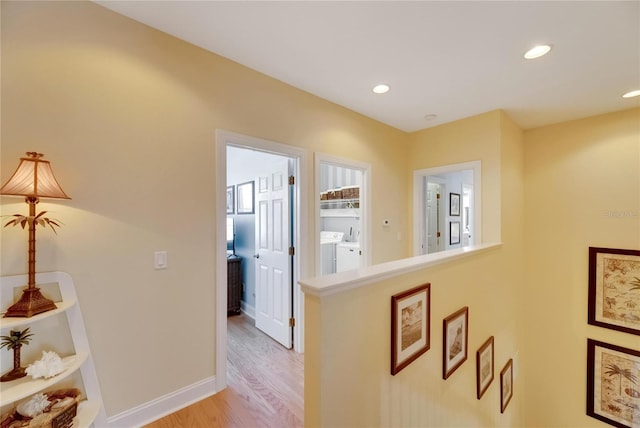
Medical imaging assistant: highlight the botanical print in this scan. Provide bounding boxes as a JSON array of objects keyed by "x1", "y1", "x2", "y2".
[
  {"x1": 443, "y1": 307, "x2": 468, "y2": 379},
  {"x1": 477, "y1": 337, "x2": 494, "y2": 399},
  {"x1": 450, "y1": 221, "x2": 461, "y2": 245},
  {"x1": 502, "y1": 371, "x2": 511, "y2": 401},
  {"x1": 450, "y1": 193, "x2": 460, "y2": 216},
  {"x1": 480, "y1": 346, "x2": 492, "y2": 386},
  {"x1": 598, "y1": 253, "x2": 640, "y2": 330},
  {"x1": 226, "y1": 186, "x2": 234, "y2": 214},
  {"x1": 446, "y1": 316, "x2": 466, "y2": 367},
  {"x1": 401, "y1": 300, "x2": 423, "y2": 351},
  {"x1": 500, "y1": 359, "x2": 513, "y2": 413},
  {"x1": 593, "y1": 345, "x2": 640, "y2": 427}
]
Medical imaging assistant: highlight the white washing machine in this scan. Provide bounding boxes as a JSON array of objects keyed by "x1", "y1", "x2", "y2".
[
  {"x1": 320, "y1": 231, "x2": 343, "y2": 275},
  {"x1": 336, "y1": 242, "x2": 360, "y2": 272}
]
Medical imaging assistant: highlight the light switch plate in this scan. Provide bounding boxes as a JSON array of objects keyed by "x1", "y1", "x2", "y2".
[{"x1": 154, "y1": 251, "x2": 168, "y2": 269}]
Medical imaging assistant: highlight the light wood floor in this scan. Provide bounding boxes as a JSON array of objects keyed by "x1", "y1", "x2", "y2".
[{"x1": 145, "y1": 313, "x2": 304, "y2": 428}]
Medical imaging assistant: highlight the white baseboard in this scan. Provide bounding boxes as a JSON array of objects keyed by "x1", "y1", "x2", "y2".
[
  {"x1": 241, "y1": 301, "x2": 255, "y2": 319},
  {"x1": 107, "y1": 376, "x2": 217, "y2": 427}
]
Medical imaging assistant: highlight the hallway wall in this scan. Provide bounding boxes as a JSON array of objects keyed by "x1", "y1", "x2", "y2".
[
  {"x1": 1, "y1": 1, "x2": 408, "y2": 418},
  {"x1": 522, "y1": 108, "x2": 640, "y2": 426}
]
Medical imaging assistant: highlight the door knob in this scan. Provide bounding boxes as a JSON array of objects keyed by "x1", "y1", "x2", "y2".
[{"x1": 253, "y1": 254, "x2": 260, "y2": 259}]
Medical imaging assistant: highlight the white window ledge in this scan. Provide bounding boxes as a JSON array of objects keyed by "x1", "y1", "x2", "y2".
[{"x1": 300, "y1": 242, "x2": 503, "y2": 298}]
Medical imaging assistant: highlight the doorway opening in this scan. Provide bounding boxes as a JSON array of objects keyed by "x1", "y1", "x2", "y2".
[
  {"x1": 216, "y1": 130, "x2": 307, "y2": 393},
  {"x1": 315, "y1": 154, "x2": 371, "y2": 275},
  {"x1": 413, "y1": 160, "x2": 482, "y2": 256}
]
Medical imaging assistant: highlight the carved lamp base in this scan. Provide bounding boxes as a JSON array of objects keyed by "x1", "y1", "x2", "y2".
[
  {"x1": 3, "y1": 287, "x2": 57, "y2": 318},
  {"x1": 0, "y1": 366, "x2": 26, "y2": 382}
]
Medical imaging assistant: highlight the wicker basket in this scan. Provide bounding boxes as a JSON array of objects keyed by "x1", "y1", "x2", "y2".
[
  {"x1": 327, "y1": 189, "x2": 343, "y2": 200},
  {"x1": 1, "y1": 388, "x2": 81, "y2": 428},
  {"x1": 341, "y1": 186, "x2": 360, "y2": 199}
]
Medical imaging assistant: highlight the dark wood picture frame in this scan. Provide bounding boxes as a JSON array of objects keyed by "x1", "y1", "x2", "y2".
[
  {"x1": 588, "y1": 247, "x2": 640, "y2": 336},
  {"x1": 449, "y1": 192, "x2": 461, "y2": 216},
  {"x1": 476, "y1": 336, "x2": 494, "y2": 399},
  {"x1": 226, "y1": 185, "x2": 235, "y2": 214},
  {"x1": 442, "y1": 306, "x2": 468, "y2": 379},
  {"x1": 236, "y1": 181, "x2": 255, "y2": 214},
  {"x1": 587, "y1": 339, "x2": 640, "y2": 428},
  {"x1": 391, "y1": 283, "x2": 431, "y2": 375},
  {"x1": 500, "y1": 358, "x2": 513, "y2": 413},
  {"x1": 450, "y1": 221, "x2": 461, "y2": 245}
]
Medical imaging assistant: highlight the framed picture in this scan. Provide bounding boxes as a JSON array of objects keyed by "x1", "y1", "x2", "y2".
[
  {"x1": 588, "y1": 247, "x2": 640, "y2": 336},
  {"x1": 450, "y1": 222, "x2": 461, "y2": 245},
  {"x1": 500, "y1": 358, "x2": 513, "y2": 413},
  {"x1": 391, "y1": 283, "x2": 431, "y2": 375},
  {"x1": 226, "y1": 186, "x2": 235, "y2": 214},
  {"x1": 450, "y1": 192, "x2": 460, "y2": 216},
  {"x1": 236, "y1": 181, "x2": 255, "y2": 214},
  {"x1": 442, "y1": 306, "x2": 468, "y2": 379},
  {"x1": 587, "y1": 339, "x2": 640, "y2": 427},
  {"x1": 476, "y1": 336, "x2": 494, "y2": 399}
]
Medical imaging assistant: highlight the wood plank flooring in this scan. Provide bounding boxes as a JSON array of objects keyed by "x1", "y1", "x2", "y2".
[{"x1": 144, "y1": 314, "x2": 303, "y2": 428}]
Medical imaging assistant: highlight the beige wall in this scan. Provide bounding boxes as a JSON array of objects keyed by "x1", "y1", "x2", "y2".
[
  {"x1": 522, "y1": 108, "x2": 640, "y2": 426},
  {"x1": 306, "y1": 112, "x2": 527, "y2": 427},
  {"x1": 407, "y1": 110, "x2": 503, "y2": 245},
  {"x1": 0, "y1": 1, "x2": 409, "y2": 417},
  {"x1": 2, "y1": 0, "x2": 638, "y2": 425}
]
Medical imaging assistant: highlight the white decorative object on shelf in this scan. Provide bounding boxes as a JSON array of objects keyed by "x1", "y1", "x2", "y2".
[
  {"x1": 26, "y1": 350, "x2": 65, "y2": 379},
  {"x1": 16, "y1": 392, "x2": 49, "y2": 418}
]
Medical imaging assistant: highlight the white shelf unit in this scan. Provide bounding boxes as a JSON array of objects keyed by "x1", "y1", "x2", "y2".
[
  {"x1": 320, "y1": 198, "x2": 360, "y2": 218},
  {"x1": 0, "y1": 271, "x2": 106, "y2": 428}
]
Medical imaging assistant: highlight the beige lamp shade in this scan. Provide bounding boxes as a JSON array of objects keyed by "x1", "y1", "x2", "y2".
[{"x1": 0, "y1": 152, "x2": 70, "y2": 199}]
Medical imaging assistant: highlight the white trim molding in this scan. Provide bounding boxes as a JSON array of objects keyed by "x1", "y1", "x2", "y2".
[
  {"x1": 300, "y1": 243, "x2": 502, "y2": 298},
  {"x1": 413, "y1": 160, "x2": 482, "y2": 256},
  {"x1": 215, "y1": 129, "x2": 309, "y2": 392},
  {"x1": 108, "y1": 376, "x2": 216, "y2": 428},
  {"x1": 314, "y1": 153, "x2": 372, "y2": 273}
]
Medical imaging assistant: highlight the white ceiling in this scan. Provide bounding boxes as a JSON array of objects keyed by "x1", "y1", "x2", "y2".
[{"x1": 96, "y1": 1, "x2": 640, "y2": 132}]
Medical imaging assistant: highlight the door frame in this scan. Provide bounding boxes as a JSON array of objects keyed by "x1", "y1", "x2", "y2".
[
  {"x1": 215, "y1": 130, "x2": 308, "y2": 391},
  {"x1": 412, "y1": 160, "x2": 482, "y2": 256},
  {"x1": 315, "y1": 153, "x2": 372, "y2": 272}
]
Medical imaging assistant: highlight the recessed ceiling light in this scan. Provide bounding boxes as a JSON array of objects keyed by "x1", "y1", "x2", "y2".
[
  {"x1": 622, "y1": 89, "x2": 640, "y2": 98},
  {"x1": 424, "y1": 114, "x2": 438, "y2": 121},
  {"x1": 524, "y1": 44, "x2": 552, "y2": 60},
  {"x1": 372, "y1": 84, "x2": 390, "y2": 94}
]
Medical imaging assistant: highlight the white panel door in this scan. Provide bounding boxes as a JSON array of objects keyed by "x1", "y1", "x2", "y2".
[{"x1": 255, "y1": 158, "x2": 292, "y2": 348}]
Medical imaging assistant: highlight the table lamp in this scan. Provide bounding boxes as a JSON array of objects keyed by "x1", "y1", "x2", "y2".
[{"x1": 1, "y1": 152, "x2": 71, "y2": 317}]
